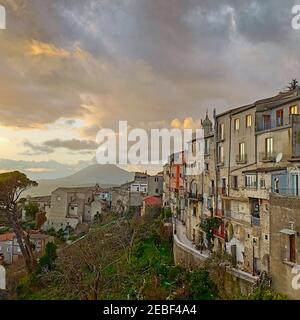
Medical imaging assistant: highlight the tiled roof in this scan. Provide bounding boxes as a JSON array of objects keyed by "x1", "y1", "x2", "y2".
[
  {"x1": 0, "y1": 233, "x2": 15, "y2": 242},
  {"x1": 143, "y1": 196, "x2": 162, "y2": 206}
]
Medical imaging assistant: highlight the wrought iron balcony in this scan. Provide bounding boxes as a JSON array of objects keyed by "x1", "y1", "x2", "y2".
[
  {"x1": 259, "y1": 152, "x2": 276, "y2": 162},
  {"x1": 236, "y1": 154, "x2": 247, "y2": 164},
  {"x1": 188, "y1": 192, "x2": 203, "y2": 202}
]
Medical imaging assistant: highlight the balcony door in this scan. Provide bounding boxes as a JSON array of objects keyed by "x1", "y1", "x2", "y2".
[
  {"x1": 263, "y1": 115, "x2": 271, "y2": 130},
  {"x1": 291, "y1": 174, "x2": 299, "y2": 196},
  {"x1": 276, "y1": 109, "x2": 284, "y2": 127}
]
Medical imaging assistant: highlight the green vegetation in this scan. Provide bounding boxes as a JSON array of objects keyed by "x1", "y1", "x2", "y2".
[
  {"x1": 24, "y1": 201, "x2": 39, "y2": 221},
  {"x1": 11, "y1": 211, "x2": 286, "y2": 301},
  {"x1": 14, "y1": 211, "x2": 218, "y2": 300}
]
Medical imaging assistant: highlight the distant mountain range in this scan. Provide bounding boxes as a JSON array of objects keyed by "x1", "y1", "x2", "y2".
[{"x1": 25, "y1": 164, "x2": 135, "y2": 197}]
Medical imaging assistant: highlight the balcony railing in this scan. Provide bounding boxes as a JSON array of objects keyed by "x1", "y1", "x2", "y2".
[
  {"x1": 188, "y1": 192, "x2": 203, "y2": 202},
  {"x1": 256, "y1": 115, "x2": 292, "y2": 132},
  {"x1": 259, "y1": 152, "x2": 276, "y2": 162},
  {"x1": 236, "y1": 154, "x2": 247, "y2": 164},
  {"x1": 225, "y1": 211, "x2": 251, "y2": 224},
  {"x1": 251, "y1": 216, "x2": 260, "y2": 227}
]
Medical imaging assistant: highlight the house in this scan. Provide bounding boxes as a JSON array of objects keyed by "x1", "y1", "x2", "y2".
[
  {"x1": 0, "y1": 232, "x2": 54, "y2": 265},
  {"x1": 141, "y1": 196, "x2": 162, "y2": 217},
  {"x1": 43, "y1": 185, "x2": 111, "y2": 231}
]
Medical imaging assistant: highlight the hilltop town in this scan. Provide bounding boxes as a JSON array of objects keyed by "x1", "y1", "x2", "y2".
[{"x1": 1, "y1": 88, "x2": 300, "y2": 300}]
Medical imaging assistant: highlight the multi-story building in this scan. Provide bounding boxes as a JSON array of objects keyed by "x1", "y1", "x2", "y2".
[
  {"x1": 166, "y1": 88, "x2": 300, "y2": 297},
  {"x1": 169, "y1": 151, "x2": 185, "y2": 218},
  {"x1": 162, "y1": 164, "x2": 171, "y2": 207}
]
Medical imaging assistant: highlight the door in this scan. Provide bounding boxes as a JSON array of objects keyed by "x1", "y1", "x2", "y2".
[
  {"x1": 263, "y1": 115, "x2": 271, "y2": 130},
  {"x1": 292, "y1": 175, "x2": 299, "y2": 196},
  {"x1": 290, "y1": 235, "x2": 296, "y2": 263}
]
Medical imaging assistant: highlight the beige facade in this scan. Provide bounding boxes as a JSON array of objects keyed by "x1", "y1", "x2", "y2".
[{"x1": 166, "y1": 89, "x2": 300, "y2": 298}]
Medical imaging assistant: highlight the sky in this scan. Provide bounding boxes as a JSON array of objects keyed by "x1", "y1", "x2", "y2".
[{"x1": 0, "y1": 0, "x2": 299, "y2": 179}]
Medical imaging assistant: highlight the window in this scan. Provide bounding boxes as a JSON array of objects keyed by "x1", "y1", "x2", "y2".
[
  {"x1": 238, "y1": 142, "x2": 246, "y2": 162},
  {"x1": 263, "y1": 114, "x2": 271, "y2": 130},
  {"x1": 155, "y1": 188, "x2": 159, "y2": 194},
  {"x1": 276, "y1": 109, "x2": 284, "y2": 127},
  {"x1": 260, "y1": 179, "x2": 266, "y2": 189},
  {"x1": 245, "y1": 174, "x2": 257, "y2": 188},
  {"x1": 192, "y1": 141, "x2": 197, "y2": 157},
  {"x1": 290, "y1": 105, "x2": 298, "y2": 115},
  {"x1": 218, "y1": 146, "x2": 224, "y2": 164},
  {"x1": 289, "y1": 234, "x2": 296, "y2": 263},
  {"x1": 204, "y1": 139, "x2": 210, "y2": 155},
  {"x1": 234, "y1": 118, "x2": 240, "y2": 131},
  {"x1": 265, "y1": 137, "x2": 273, "y2": 157},
  {"x1": 205, "y1": 163, "x2": 209, "y2": 171},
  {"x1": 231, "y1": 176, "x2": 238, "y2": 190},
  {"x1": 193, "y1": 207, "x2": 197, "y2": 217},
  {"x1": 246, "y1": 114, "x2": 252, "y2": 128},
  {"x1": 219, "y1": 123, "x2": 225, "y2": 140}
]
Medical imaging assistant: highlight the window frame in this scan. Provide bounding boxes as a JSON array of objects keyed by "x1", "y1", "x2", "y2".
[{"x1": 246, "y1": 114, "x2": 252, "y2": 128}]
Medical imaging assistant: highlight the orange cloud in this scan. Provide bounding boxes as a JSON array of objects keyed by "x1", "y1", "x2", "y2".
[
  {"x1": 29, "y1": 40, "x2": 71, "y2": 58},
  {"x1": 170, "y1": 117, "x2": 201, "y2": 130}
]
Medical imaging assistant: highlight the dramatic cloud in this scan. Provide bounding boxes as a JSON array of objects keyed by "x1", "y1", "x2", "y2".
[{"x1": 0, "y1": 0, "x2": 299, "y2": 177}]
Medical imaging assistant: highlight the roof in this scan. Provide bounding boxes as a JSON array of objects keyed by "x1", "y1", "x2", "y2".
[
  {"x1": 0, "y1": 233, "x2": 15, "y2": 242},
  {"x1": 143, "y1": 196, "x2": 162, "y2": 206},
  {"x1": 29, "y1": 233, "x2": 52, "y2": 240},
  {"x1": 29, "y1": 196, "x2": 51, "y2": 202},
  {"x1": 216, "y1": 89, "x2": 300, "y2": 118},
  {"x1": 242, "y1": 167, "x2": 287, "y2": 174}
]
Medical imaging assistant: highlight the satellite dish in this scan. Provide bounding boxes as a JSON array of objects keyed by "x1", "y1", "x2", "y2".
[{"x1": 276, "y1": 153, "x2": 283, "y2": 163}]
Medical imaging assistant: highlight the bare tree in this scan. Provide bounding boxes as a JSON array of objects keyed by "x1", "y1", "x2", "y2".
[{"x1": 0, "y1": 171, "x2": 38, "y2": 272}]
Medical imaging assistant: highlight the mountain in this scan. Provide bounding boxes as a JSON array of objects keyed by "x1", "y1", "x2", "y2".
[{"x1": 25, "y1": 164, "x2": 135, "y2": 197}]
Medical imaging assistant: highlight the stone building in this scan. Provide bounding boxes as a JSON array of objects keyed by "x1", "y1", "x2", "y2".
[
  {"x1": 44, "y1": 186, "x2": 111, "y2": 231},
  {"x1": 164, "y1": 88, "x2": 300, "y2": 298},
  {"x1": 269, "y1": 194, "x2": 300, "y2": 299}
]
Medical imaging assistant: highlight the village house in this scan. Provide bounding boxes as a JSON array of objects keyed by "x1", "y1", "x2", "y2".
[
  {"x1": 43, "y1": 185, "x2": 111, "y2": 231},
  {"x1": 0, "y1": 232, "x2": 54, "y2": 265},
  {"x1": 141, "y1": 196, "x2": 162, "y2": 217}
]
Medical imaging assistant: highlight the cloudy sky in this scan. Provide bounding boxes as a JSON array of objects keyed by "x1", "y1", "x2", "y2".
[{"x1": 0, "y1": 0, "x2": 299, "y2": 179}]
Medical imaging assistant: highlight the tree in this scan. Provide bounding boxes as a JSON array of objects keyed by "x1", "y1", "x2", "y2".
[
  {"x1": 0, "y1": 172, "x2": 38, "y2": 272},
  {"x1": 24, "y1": 201, "x2": 39, "y2": 221},
  {"x1": 37, "y1": 243, "x2": 58, "y2": 273},
  {"x1": 287, "y1": 79, "x2": 299, "y2": 91}
]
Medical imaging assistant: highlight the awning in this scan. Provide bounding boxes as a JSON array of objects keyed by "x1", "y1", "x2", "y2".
[{"x1": 279, "y1": 229, "x2": 297, "y2": 235}]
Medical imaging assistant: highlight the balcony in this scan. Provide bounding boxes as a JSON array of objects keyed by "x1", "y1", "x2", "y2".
[
  {"x1": 251, "y1": 216, "x2": 260, "y2": 227},
  {"x1": 236, "y1": 154, "x2": 248, "y2": 164},
  {"x1": 208, "y1": 187, "x2": 215, "y2": 196},
  {"x1": 225, "y1": 211, "x2": 251, "y2": 224},
  {"x1": 259, "y1": 152, "x2": 276, "y2": 162},
  {"x1": 188, "y1": 192, "x2": 203, "y2": 202},
  {"x1": 256, "y1": 115, "x2": 291, "y2": 133}
]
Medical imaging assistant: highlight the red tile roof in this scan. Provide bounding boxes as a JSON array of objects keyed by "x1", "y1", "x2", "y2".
[
  {"x1": 0, "y1": 233, "x2": 15, "y2": 242},
  {"x1": 143, "y1": 196, "x2": 162, "y2": 206}
]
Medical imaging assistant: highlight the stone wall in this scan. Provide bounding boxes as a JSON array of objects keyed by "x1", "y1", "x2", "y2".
[
  {"x1": 173, "y1": 234, "x2": 255, "y2": 298},
  {"x1": 270, "y1": 194, "x2": 300, "y2": 300}
]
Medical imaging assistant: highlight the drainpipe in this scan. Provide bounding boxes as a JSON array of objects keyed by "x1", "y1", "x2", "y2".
[
  {"x1": 228, "y1": 115, "x2": 232, "y2": 198},
  {"x1": 214, "y1": 109, "x2": 219, "y2": 217}
]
